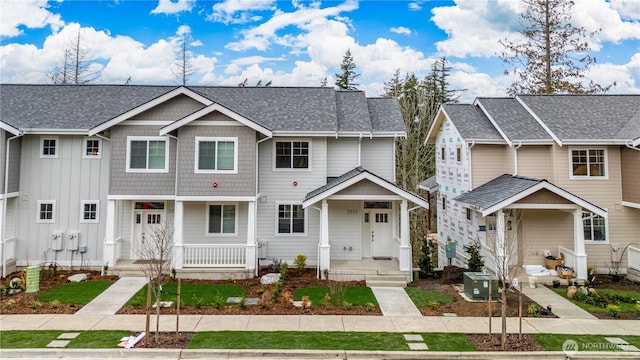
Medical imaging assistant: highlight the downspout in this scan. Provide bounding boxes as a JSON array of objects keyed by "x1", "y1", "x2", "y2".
[
  {"x1": 513, "y1": 141, "x2": 522, "y2": 176},
  {"x1": 255, "y1": 136, "x2": 272, "y2": 269},
  {"x1": 2, "y1": 132, "x2": 23, "y2": 278}
]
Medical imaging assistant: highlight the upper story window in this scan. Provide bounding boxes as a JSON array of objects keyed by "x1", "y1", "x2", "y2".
[
  {"x1": 37, "y1": 200, "x2": 55, "y2": 223},
  {"x1": 80, "y1": 201, "x2": 99, "y2": 223},
  {"x1": 127, "y1": 136, "x2": 169, "y2": 172},
  {"x1": 84, "y1": 138, "x2": 102, "y2": 158},
  {"x1": 195, "y1": 137, "x2": 237, "y2": 173},
  {"x1": 277, "y1": 203, "x2": 305, "y2": 234},
  {"x1": 40, "y1": 137, "x2": 58, "y2": 158},
  {"x1": 275, "y1": 141, "x2": 309, "y2": 169},
  {"x1": 456, "y1": 145, "x2": 463, "y2": 163},
  {"x1": 571, "y1": 148, "x2": 606, "y2": 178},
  {"x1": 207, "y1": 203, "x2": 237, "y2": 235},
  {"x1": 583, "y1": 211, "x2": 606, "y2": 242},
  {"x1": 440, "y1": 146, "x2": 446, "y2": 162}
]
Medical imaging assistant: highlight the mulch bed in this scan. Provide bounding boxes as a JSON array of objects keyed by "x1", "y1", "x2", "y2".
[
  {"x1": 131, "y1": 332, "x2": 193, "y2": 349},
  {"x1": 467, "y1": 333, "x2": 545, "y2": 351}
]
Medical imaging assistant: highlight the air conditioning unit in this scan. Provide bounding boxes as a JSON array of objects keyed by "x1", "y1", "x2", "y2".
[
  {"x1": 52, "y1": 231, "x2": 64, "y2": 251},
  {"x1": 67, "y1": 231, "x2": 79, "y2": 251}
]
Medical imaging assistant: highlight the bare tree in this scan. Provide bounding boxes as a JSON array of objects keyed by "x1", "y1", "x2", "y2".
[
  {"x1": 50, "y1": 30, "x2": 100, "y2": 84},
  {"x1": 137, "y1": 222, "x2": 174, "y2": 346},
  {"x1": 171, "y1": 33, "x2": 194, "y2": 86}
]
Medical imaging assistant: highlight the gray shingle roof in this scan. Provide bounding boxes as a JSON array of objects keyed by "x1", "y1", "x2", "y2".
[
  {"x1": 454, "y1": 174, "x2": 543, "y2": 210},
  {"x1": 305, "y1": 167, "x2": 367, "y2": 201},
  {"x1": 0, "y1": 84, "x2": 405, "y2": 134},
  {"x1": 476, "y1": 98, "x2": 551, "y2": 141},
  {"x1": 418, "y1": 175, "x2": 437, "y2": 191},
  {"x1": 441, "y1": 104, "x2": 503, "y2": 141}
]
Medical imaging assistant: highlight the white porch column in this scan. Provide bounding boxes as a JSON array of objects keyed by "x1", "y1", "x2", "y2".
[
  {"x1": 245, "y1": 200, "x2": 257, "y2": 272},
  {"x1": 102, "y1": 199, "x2": 116, "y2": 274},
  {"x1": 319, "y1": 199, "x2": 331, "y2": 273},
  {"x1": 173, "y1": 200, "x2": 184, "y2": 270},
  {"x1": 399, "y1": 199, "x2": 411, "y2": 272},
  {"x1": 495, "y1": 210, "x2": 508, "y2": 279},
  {"x1": 0, "y1": 198, "x2": 5, "y2": 278},
  {"x1": 573, "y1": 209, "x2": 587, "y2": 279}
]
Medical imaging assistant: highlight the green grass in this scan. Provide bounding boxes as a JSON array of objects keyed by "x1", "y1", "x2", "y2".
[
  {"x1": 189, "y1": 331, "x2": 474, "y2": 351},
  {"x1": 293, "y1": 285, "x2": 378, "y2": 306},
  {"x1": 405, "y1": 287, "x2": 454, "y2": 307},
  {"x1": 551, "y1": 288, "x2": 640, "y2": 314},
  {"x1": 534, "y1": 334, "x2": 640, "y2": 351},
  {"x1": 38, "y1": 280, "x2": 115, "y2": 304},
  {"x1": 126, "y1": 281, "x2": 245, "y2": 307},
  {"x1": 0, "y1": 330, "x2": 130, "y2": 348}
]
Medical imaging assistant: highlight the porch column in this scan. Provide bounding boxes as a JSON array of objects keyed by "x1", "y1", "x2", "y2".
[
  {"x1": 573, "y1": 209, "x2": 587, "y2": 279},
  {"x1": 319, "y1": 199, "x2": 331, "y2": 273},
  {"x1": 399, "y1": 199, "x2": 411, "y2": 272},
  {"x1": 173, "y1": 200, "x2": 184, "y2": 270},
  {"x1": 495, "y1": 210, "x2": 508, "y2": 279},
  {"x1": 102, "y1": 199, "x2": 116, "y2": 274},
  {"x1": 245, "y1": 200, "x2": 257, "y2": 272}
]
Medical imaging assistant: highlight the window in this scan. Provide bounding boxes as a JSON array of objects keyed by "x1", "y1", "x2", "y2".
[
  {"x1": 127, "y1": 136, "x2": 168, "y2": 172},
  {"x1": 571, "y1": 148, "x2": 606, "y2": 178},
  {"x1": 441, "y1": 195, "x2": 447, "y2": 210},
  {"x1": 84, "y1": 138, "x2": 101, "y2": 158},
  {"x1": 195, "y1": 137, "x2": 237, "y2": 173},
  {"x1": 81, "y1": 201, "x2": 99, "y2": 223},
  {"x1": 466, "y1": 208, "x2": 472, "y2": 221},
  {"x1": 37, "y1": 200, "x2": 55, "y2": 223},
  {"x1": 278, "y1": 204, "x2": 305, "y2": 234},
  {"x1": 275, "y1": 141, "x2": 309, "y2": 169},
  {"x1": 583, "y1": 211, "x2": 606, "y2": 242},
  {"x1": 440, "y1": 146, "x2": 446, "y2": 162},
  {"x1": 41, "y1": 137, "x2": 58, "y2": 158},
  {"x1": 456, "y1": 145, "x2": 462, "y2": 163},
  {"x1": 207, "y1": 203, "x2": 236, "y2": 235}
]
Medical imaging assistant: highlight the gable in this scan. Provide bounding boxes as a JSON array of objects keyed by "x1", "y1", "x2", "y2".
[
  {"x1": 130, "y1": 95, "x2": 205, "y2": 121},
  {"x1": 335, "y1": 179, "x2": 396, "y2": 196},
  {"x1": 515, "y1": 188, "x2": 572, "y2": 204}
]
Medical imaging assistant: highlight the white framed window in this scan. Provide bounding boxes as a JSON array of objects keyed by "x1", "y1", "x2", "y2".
[
  {"x1": 126, "y1": 136, "x2": 169, "y2": 172},
  {"x1": 466, "y1": 208, "x2": 472, "y2": 221},
  {"x1": 195, "y1": 137, "x2": 238, "y2": 173},
  {"x1": 83, "y1": 138, "x2": 102, "y2": 159},
  {"x1": 37, "y1": 200, "x2": 56, "y2": 223},
  {"x1": 583, "y1": 211, "x2": 607, "y2": 242},
  {"x1": 570, "y1": 148, "x2": 607, "y2": 178},
  {"x1": 40, "y1": 137, "x2": 59, "y2": 158},
  {"x1": 206, "y1": 203, "x2": 237, "y2": 235},
  {"x1": 274, "y1": 140, "x2": 310, "y2": 170},
  {"x1": 80, "y1": 201, "x2": 99, "y2": 223},
  {"x1": 276, "y1": 203, "x2": 306, "y2": 235}
]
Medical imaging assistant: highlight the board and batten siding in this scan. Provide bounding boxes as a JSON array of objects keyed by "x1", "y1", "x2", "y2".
[
  {"x1": 0, "y1": 131, "x2": 22, "y2": 193},
  {"x1": 181, "y1": 201, "x2": 247, "y2": 245},
  {"x1": 327, "y1": 138, "x2": 358, "y2": 177},
  {"x1": 620, "y1": 146, "x2": 640, "y2": 204},
  {"x1": 328, "y1": 200, "x2": 362, "y2": 260},
  {"x1": 360, "y1": 138, "x2": 394, "y2": 181},
  {"x1": 16, "y1": 135, "x2": 110, "y2": 265}
]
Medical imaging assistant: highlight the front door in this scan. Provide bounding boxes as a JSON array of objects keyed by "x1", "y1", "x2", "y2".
[
  {"x1": 132, "y1": 210, "x2": 164, "y2": 259},
  {"x1": 370, "y1": 210, "x2": 393, "y2": 257}
]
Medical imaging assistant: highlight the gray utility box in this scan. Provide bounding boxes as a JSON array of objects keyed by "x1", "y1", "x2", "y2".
[{"x1": 464, "y1": 272, "x2": 498, "y2": 300}]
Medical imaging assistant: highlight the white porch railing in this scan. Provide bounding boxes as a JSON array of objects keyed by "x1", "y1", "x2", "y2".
[
  {"x1": 629, "y1": 245, "x2": 640, "y2": 271},
  {"x1": 183, "y1": 244, "x2": 246, "y2": 267},
  {"x1": 4, "y1": 237, "x2": 16, "y2": 260},
  {"x1": 558, "y1": 246, "x2": 575, "y2": 269}
]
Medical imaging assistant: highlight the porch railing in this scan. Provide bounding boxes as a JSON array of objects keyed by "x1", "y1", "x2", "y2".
[
  {"x1": 4, "y1": 237, "x2": 16, "y2": 260},
  {"x1": 183, "y1": 244, "x2": 246, "y2": 267},
  {"x1": 558, "y1": 246, "x2": 575, "y2": 269},
  {"x1": 628, "y1": 245, "x2": 640, "y2": 271}
]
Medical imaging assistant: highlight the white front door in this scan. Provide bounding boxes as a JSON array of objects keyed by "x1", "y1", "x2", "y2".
[
  {"x1": 132, "y1": 210, "x2": 164, "y2": 259},
  {"x1": 370, "y1": 210, "x2": 393, "y2": 257}
]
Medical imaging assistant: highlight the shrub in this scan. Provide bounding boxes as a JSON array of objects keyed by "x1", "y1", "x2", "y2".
[
  {"x1": 606, "y1": 304, "x2": 621, "y2": 318},
  {"x1": 418, "y1": 238, "x2": 434, "y2": 278},
  {"x1": 212, "y1": 295, "x2": 225, "y2": 309},
  {"x1": 256, "y1": 287, "x2": 265, "y2": 295},
  {"x1": 50, "y1": 299, "x2": 61, "y2": 309},
  {"x1": 294, "y1": 254, "x2": 307, "y2": 271},
  {"x1": 634, "y1": 302, "x2": 640, "y2": 318},
  {"x1": 365, "y1": 302, "x2": 376, "y2": 312},
  {"x1": 280, "y1": 262, "x2": 288, "y2": 281},
  {"x1": 2, "y1": 299, "x2": 16, "y2": 311},
  {"x1": 301, "y1": 295, "x2": 310, "y2": 308},
  {"x1": 327, "y1": 281, "x2": 347, "y2": 305},
  {"x1": 341, "y1": 301, "x2": 353, "y2": 310},
  {"x1": 527, "y1": 303, "x2": 543, "y2": 316},
  {"x1": 30, "y1": 300, "x2": 43, "y2": 309},
  {"x1": 322, "y1": 293, "x2": 331, "y2": 306},
  {"x1": 192, "y1": 294, "x2": 204, "y2": 309},
  {"x1": 239, "y1": 295, "x2": 247, "y2": 310}
]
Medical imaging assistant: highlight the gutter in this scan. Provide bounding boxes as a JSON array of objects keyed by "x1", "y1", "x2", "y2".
[{"x1": 2, "y1": 132, "x2": 23, "y2": 277}]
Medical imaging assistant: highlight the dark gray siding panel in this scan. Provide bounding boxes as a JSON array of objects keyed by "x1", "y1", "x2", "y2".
[
  {"x1": 177, "y1": 121, "x2": 256, "y2": 196},
  {"x1": 110, "y1": 125, "x2": 176, "y2": 195},
  {"x1": 7, "y1": 137, "x2": 21, "y2": 193}
]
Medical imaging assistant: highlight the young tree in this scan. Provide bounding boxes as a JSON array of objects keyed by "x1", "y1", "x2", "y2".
[
  {"x1": 334, "y1": 49, "x2": 360, "y2": 90},
  {"x1": 137, "y1": 222, "x2": 174, "y2": 346},
  {"x1": 50, "y1": 30, "x2": 100, "y2": 84},
  {"x1": 499, "y1": 0, "x2": 614, "y2": 95}
]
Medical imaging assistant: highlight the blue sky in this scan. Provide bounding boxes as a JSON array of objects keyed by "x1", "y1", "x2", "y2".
[{"x1": 1, "y1": 0, "x2": 639, "y2": 101}]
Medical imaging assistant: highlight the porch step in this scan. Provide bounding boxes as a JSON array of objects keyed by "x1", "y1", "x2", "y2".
[{"x1": 365, "y1": 275, "x2": 408, "y2": 288}]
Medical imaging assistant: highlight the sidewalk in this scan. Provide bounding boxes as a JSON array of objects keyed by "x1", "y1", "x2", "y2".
[
  {"x1": 75, "y1": 277, "x2": 147, "y2": 315},
  {"x1": 521, "y1": 285, "x2": 597, "y2": 319}
]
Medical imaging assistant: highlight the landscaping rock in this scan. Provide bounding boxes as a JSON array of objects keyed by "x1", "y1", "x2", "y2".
[
  {"x1": 260, "y1": 273, "x2": 281, "y2": 284},
  {"x1": 567, "y1": 285, "x2": 577, "y2": 299},
  {"x1": 67, "y1": 273, "x2": 88, "y2": 282}
]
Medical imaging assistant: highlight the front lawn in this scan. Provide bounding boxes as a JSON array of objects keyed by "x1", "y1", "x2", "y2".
[
  {"x1": 38, "y1": 280, "x2": 115, "y2": 304},
  {"x1": 293, "y1": 285, "x2": 378, "y2": 306},
  {"x1": 405, "y1": 287, "x2": 454, "y2": 307},
  {"x1": 534, "y1": 334, "x2": 640, "y2": 351},
  {"x1": 126, "y1": 281, "x2": 245, "y2": 307},
  {"x1": 0, "y1": 330, "x2": 129, "y2": 348},
  {"x1": 551, "y1": 287, "x2": 640, "y2": 317}
]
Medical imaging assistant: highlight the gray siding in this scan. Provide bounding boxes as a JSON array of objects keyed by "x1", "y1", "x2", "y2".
[
  {"x1": 109, "y1": 125, "x2": 176, "y2": 195},
  {"x1": 133, "y1": 95, "x2": 205, "y2": 121},
  {"x1": 327, "y1": 138, "x2": 358, "y2": 177},
  {"x1": 177, "y1": 121, "x2": 256, "y2": 196},
  {"x1": 360, "y1": 137, "x2": 394, "y2": 180},
  {"x1": 328, "y1": 200, "x2": 362, "y2": 260},
  {"x1": 0, "y1": 131, "x2": 19, "y2": 193},
  {"x1": 336, "y1": 179, "x2": 395, "y2": 196}
]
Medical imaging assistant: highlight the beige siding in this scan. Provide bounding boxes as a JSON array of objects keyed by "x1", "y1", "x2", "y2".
[
  {"x1": 520, "y1": 209, "x2": 573, "y2": 265},
  {"x1": 470, "y1": 145, "x2": 510, "y2": 188},
  {"x1": 620, "y1": 147, "x2": 640, "y2": 204},
  {"x1": 516, "y1": 189, "x2": 572, "y2": 204},
  {"x1": 516, "y1": 145, "x2": 553, "y2": 179}
]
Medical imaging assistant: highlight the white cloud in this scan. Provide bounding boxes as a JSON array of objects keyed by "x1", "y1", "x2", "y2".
[
  {"x1": 151, "y1": 0, "x2": 196, "y2": 15},
  {"x1": 408, "y1": 2, "x2": 423, "y2": 11},
  {"x1": 0, "y1": 0, "x2": 64, "y2": 38},
  {"x1": 609, "y1": 0, "x2": 640, "y2": 20},
  {"x1": 390, "y1": 26, "x2": 411, "y2": 35},
  {"x1": 230, "y1": 55, "x2": 286, "y2": 66},
  {"x1": 586, "y1": 54, "x2": 640, "y2": 94},
  {"x1": 208, "y1": 0, "x2": 275, "y2": 24},
  {"x1": 571, "y1": 0, "x2": 640, "y2": 45}
]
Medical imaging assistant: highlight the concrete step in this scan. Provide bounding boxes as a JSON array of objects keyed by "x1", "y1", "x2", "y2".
[{"x1": 366, "y1": 280, "x2": 407, "y2": 287}]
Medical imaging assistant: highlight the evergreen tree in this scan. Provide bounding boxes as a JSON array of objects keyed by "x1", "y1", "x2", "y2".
[
  {"x1": 499, "y1": 0, "x2": 614, "y2": 95},
  {"x1": 334, "y1": 49, "x2": 360, "y2": 90}
]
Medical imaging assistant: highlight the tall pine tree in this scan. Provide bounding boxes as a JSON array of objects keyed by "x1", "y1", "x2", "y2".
[{"x1": 334, "y1": 49, "x2": 360, "y2": 90}]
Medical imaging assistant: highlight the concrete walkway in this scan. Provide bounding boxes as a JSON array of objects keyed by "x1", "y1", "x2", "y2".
[
  {"x1": 521, "y1": 284, "x2": 597, "y2": 319},
  {"x1": 371, "y1": 287, "x2": 422, "y2": 316},
  {"x1": 74, "y1": 277, "x2": 147, "y2": 315}
]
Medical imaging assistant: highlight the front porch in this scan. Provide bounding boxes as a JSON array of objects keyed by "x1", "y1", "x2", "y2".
[{"x1": 328, "y1": 258, "x2": 410, "y2": 286}]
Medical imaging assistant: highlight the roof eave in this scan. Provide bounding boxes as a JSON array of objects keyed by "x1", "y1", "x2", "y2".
[{"x1": 0, "y1": 121, "x2": 21, "y2": 136}]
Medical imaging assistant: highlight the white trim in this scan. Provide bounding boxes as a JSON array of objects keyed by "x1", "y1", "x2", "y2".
[
  {"x1": 621, "y1": 201, "x2": 640, "y2": 209},
  {"x1": 568, "y1": 147, "x2": 608, "y2": 180},
  {"x1": 474, "y1": 99, "x2": 513, "y2": 146},
  {"x1": 0, "y1": 122, "x2": 20, "y2": 136},
  {"x1": 194, "y1": 137, "x2": 238, "y2": 174},
  {"x1": 176, "y1": 195, "x2": 257, "y2": 202},
  {"x1": 80, "y1": 200, "x2": 100, "y2": 223},
  {"x1": 24, "y1": 129, "x2": 88, "y2": 135},
  {"x1": 108, "y1": 194, "x2": 175, "y2": 201},
  {"x1": 126, "y1": 136, "x2": 170, "y2": 173},
  {"x1": 36, "y1": 200, "x2": 56, "y2": 223},
  {"x1": 120, "y1": 120, "x2": 174, "y2": 126},
  {"x1": 633, "y1": 137, "x2": 640, "y2": 147},
  {"x1": 40, "y1": 136, "x2": 59, "y2": 159},
  {"x1": 272, "y1": 139, "x2": 312, "y2": 172},
  {"x1": 275, "y1": 201, "x2": 307, "y2": 236},
  {"x1": 272, "y1": 131, "x2": 335, "y2": 137},
  {"x1": 515, "y1": 96, "x2": 562, "y2": 146},
  {"x1": 205, "y1": 202, "x2": 238, "y2": 236},
  {"x1": 160, "y1": 103, "x2": 272, "y2": 137},
  {"x1": 190, "y1": 120, "x2": 245, "y2": 126},
  {"x1": 582, "y1": 210, "x2": 609, "y2": 244},
  {"x1": 328, "y1": 194, "x2": 403, "y2": 201},
  {"x1": 0, "y1": 192, "x2": 19, "y2": 200},
  {"x1": 508, "y1": 203, "x2": 580, "y2": 210},
  {"x1": 82, "y1": 137, "x2": 102, "y2": 159},
  {"x1": 89, "y1": 87, "x2": 214, "y2": 135}
]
